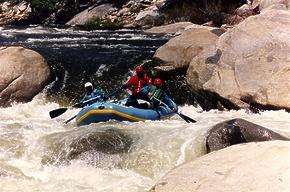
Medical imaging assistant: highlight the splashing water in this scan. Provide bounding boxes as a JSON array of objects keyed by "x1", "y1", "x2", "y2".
[{"x1": 0, "y1": 95, "x2": 289, "y2": 192}]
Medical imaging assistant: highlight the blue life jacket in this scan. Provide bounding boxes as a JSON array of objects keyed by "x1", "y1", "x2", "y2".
[{"x1": 80, "y1": 89, "x2": 105, "y2": 106}]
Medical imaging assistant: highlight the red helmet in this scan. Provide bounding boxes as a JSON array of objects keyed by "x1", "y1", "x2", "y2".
[
  {"x1": 154, "y1": 78, "x2": 163, "y2": 86},
  {"x1": 136, "y1": 66, "x2": 143, "y2": 73}
]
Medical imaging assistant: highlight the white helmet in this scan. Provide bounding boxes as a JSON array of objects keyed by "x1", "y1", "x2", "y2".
[{"x1": 84, "y1": 82, "x2": 93, "y2": 88}]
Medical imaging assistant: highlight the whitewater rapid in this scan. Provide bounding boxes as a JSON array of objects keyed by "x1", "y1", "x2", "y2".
[{"x1": 0, "y1": 95, "x2": 289, "y2": 192}]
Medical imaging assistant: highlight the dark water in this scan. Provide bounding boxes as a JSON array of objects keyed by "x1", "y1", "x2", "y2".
[{"x1": 0, "y1": 25, "x2": 171, "y2": 102}]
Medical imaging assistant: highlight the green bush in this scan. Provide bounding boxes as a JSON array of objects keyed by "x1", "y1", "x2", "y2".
[
  {"x1": 163, "y1": 0, "x2": 244, "y2": 27},
  {"x1": 85, "y1": 17, "x2": 124, "y2": 30},
  {"x1": 29, "y1": 0, "x2": 61, "y2": 13}
]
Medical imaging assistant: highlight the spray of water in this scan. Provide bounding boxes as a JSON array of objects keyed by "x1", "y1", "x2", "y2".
[{"x1": 0, "y1": 95, "x2": 289, "y2": 192}]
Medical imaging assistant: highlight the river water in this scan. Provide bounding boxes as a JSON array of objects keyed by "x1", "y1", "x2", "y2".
[{"x1": 0, "y1": 26, "x2": 289, "y2": 192}]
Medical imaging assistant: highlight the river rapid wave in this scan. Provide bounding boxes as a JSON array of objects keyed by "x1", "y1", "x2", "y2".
[{"x1": 0, "y1": 95, "x2": 289, "y2": 192}]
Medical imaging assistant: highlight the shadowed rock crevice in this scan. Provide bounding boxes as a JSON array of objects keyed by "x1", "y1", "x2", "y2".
[{"x1": 205, "y1": 49, "x2": 222, "y2": 64}]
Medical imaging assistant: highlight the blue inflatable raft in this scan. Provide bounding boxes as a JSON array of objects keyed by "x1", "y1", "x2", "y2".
[{"x1": 75, "y1": 99, "x2": 176, "y2": 126}]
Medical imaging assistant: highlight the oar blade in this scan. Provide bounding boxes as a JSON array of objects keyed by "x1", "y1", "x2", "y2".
[
  {"x1": 177, "y1": 112, "x2": 196, "y2": 123},
  {"x1": 49, "y1": 108, "x2": 68, "y2": 119}
]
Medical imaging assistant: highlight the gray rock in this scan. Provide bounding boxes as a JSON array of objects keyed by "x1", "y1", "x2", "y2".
[
  {"x1": 41, "y1": 128, "x2": 133, "y2": 165},
  {"x1": 0, "y1": 47, "x2": 51, "y2": 107},
  {"x1": 66, "y1": 4, "x2": 117, "y2": 25},
  {"x1": 134, "y1": 6, "x2": 165, "y2": 27},
  {"x1": 206, "y1": 118, "x2": 289, "y2": 153}
]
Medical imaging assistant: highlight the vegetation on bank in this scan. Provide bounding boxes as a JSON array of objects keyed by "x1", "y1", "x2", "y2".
[
  {"x1": 6, "y1": 0, "x2": 61, "y2": 21},
  {"x1": 85, "y1": 17, "x2": 124, "y2": 30},
  {"x1": 163, "y1": 0, "x2": 247, "y2": 27},
  {"x1": 2, "y1": 0, "x2": 249, "y2": 27}
]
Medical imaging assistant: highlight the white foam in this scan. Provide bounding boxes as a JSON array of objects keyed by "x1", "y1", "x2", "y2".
[{"x1": 0, "y1": 96, "x2": 289, "y2": 192}]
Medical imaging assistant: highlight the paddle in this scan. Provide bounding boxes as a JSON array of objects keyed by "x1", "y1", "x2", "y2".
[
  {"x1": 152, "y1": 97, "x2": 196, "y2": 123},
  {"x1": 49, "y1": 95, "x2": 102, "y2": 119},
  {"x1": 62, "y1": 88, "x2": 123, "y2": 124},
  {"x1": 64, "y1": 115, "x2": 77, "y2": 124},
  {"x1": 49, "y1": 88, "x2": 124, "y2": 124},
  {"x1": 103, "y1": 87, "x2": 123, "y2": 100}
]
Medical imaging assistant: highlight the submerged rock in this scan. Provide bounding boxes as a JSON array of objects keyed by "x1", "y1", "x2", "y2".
[
  {"x1": 152, "y1": 141, "x2": 290, "y2": 192},
  {"x1": 0, "y1": 163, "x2": 29, "y2": 179},
  {"x1": 41, "y1": 128, "x2": 133, "y2": 166},
  {"x1": 0, "y1": 47, "x2": 51, "y2": 107},
  {"x1": 206, "y1": 118, "x2": 289, "y2": 152}
]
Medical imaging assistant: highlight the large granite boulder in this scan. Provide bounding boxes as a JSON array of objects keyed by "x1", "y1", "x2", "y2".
[
  {"x1": 206, "y1": 118, "x2": 289, "y2": 152},
  {"x1": 134, "y1": 5, "x2": 165, "y2": 28},
  {"x1": 66, "y1": 4, "x2": 117, "y2": 25},
  {"x1": 187, "y1": 8, "x2": 290, "y2": 110},
  {"x1": 252, "y1": 0, "x2": 290, "y2": 11},
  {"x1": 0, "y1": 47, "x2": 51, "y2": 107},
  {"x1": 152, "y1": 141, "x2": 290, "y2": 192},
  {"x1": 153, "y1": 26, "x2": 224, "y2": 71}
]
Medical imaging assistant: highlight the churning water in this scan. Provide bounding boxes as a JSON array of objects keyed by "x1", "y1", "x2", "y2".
[
  {"x1": 0, "y1": 26, "x2": 289, "y2": 192},
  {"x1": 0, "y1": 96, "x2": 289, "y2": 192},
  {"x1": 0, "y1": 25, "x2": 170, "y2": 101}
]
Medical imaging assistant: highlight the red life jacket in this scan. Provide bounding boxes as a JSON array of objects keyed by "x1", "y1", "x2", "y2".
[{"x1": 125, "y1": 74, "x2": 151, "y2": 94}]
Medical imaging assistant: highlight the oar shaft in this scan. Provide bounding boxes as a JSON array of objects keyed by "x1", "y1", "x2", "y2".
[
  {"x1": 65, "y1": 115, "x2": 77, "y2": 124},
  {"x1": 152, "y1": 97, "x2": 196, "y2": 123}
]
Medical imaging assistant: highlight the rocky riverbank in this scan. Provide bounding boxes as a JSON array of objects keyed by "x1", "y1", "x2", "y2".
[
  {"x1": 151, "y1": 0, "x2": 290, "y2": 112},
  {"x1": 0, "y1": 0, "x2": 256, "y2": 28}
]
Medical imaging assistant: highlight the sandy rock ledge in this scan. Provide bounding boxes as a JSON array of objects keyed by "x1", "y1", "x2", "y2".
[{"x1": 152, "y1": 141, "x2": 290, "y2": 192}]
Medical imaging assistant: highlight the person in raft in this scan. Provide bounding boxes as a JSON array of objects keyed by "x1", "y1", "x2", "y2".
[
  {"x1": 140, "y1": 78, "x2": 178, "y2": 112},
  {"x1": 79, "y1": 82, "x2": 105, "y2": 106},
  {"x1": 122, "y1": 65, "x2": 152, "y2": 108}
]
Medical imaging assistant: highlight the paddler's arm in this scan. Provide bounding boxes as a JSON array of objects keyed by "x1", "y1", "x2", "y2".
[{"x1": 162, "y1": 93, "x2": 178, "y2": 112}]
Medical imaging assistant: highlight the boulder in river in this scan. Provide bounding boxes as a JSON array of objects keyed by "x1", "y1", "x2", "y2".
[
  {"x1": 152, "y1": 140, "x2": 290, "y2": 192},
  {"x1": 0, "y1": 47, "x2": 51, "y2": 107},
  {"x1": 187, "y1": 8, "x2": 290, "y2": 110},
  {"x1": 206, "y1": 118, "x2": 290, "y2": 153},
  {"x1": 41, "y1": 128, "x2": 133, "y2": 166},
  {"x1": 66, "y1": 4, "x2": 117, "y2": 25},
  {"x1": 153, "y1": 25, "x2": 224, "y2": 72}
]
